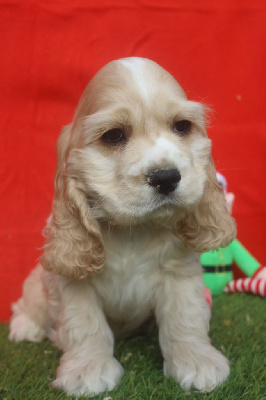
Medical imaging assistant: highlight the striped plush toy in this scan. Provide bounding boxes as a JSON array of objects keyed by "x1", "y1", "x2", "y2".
[
  {"x1": 202, "y1": 173, "x2": 266, "y2": 300},
  {"x1": 224, "y1": 266, "x2": 266, "y2": 297}
]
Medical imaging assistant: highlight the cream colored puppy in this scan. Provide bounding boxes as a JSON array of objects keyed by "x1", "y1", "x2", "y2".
[{"x1": 9, "y1": 58, "x2": 236, "y2": 397}]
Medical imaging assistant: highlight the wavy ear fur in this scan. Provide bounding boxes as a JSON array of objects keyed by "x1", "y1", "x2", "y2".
[
  {"x1": 41, "y1": 125, "x2": 104, "y2": 279},
  {"x1": 176, "y1": 156, "x2": 237, "y2": 252}
]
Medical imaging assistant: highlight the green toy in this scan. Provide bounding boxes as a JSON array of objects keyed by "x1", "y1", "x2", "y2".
[
  {"x1": 201, "y1": 172, "x2": 263, "y2": 296},
  {"x1": 201, "y1": 239, "x2": 260, "y2": 295}
]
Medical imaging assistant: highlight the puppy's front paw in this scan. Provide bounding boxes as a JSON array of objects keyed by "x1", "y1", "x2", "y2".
[
  {"x1": 52, "y1": 352, "x2": 124, "y2": 397},
  {"x1": 164, "y1": 342, "x2": 229, "y2": 392}
]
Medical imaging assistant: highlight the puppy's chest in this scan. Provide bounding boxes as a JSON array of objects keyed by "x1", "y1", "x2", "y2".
[{"x1": 92, "y1": 227, "x2": 180, "y2": 317}]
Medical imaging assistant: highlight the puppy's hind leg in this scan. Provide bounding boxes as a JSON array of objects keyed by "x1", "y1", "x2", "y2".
[{"x1": 9, "y1": 263, "x2": 51, "y2": 342}]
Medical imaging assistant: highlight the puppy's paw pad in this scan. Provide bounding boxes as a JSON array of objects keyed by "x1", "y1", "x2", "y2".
[{"x1": 53, "y1": 355, "x2": 124, "y2": 396}]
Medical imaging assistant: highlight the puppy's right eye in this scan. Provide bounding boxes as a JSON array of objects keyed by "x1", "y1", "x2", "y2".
[{"x1": 102, "y1": 129, "x2": 126, "y2": 145}]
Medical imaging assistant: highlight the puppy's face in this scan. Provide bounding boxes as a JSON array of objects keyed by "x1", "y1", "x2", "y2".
[{"x1": 68, "y1": 58, "x2": 211, "y2": 226}]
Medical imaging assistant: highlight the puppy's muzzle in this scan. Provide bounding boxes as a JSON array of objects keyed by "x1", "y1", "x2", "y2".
[{"x1": 147, "y1": 168, "x2": 181, "y2": 195}]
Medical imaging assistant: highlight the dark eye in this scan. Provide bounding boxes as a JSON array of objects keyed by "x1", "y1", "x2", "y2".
[
  {"x1": 102, "y1": 128, "x2": 126, "y2": 145},
  {"x1": 173, "y1": 120, "x2": 191, "y2": 135}
]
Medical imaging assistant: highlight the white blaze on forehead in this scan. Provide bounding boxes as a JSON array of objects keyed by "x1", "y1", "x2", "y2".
[
  {"x1": 119, "y1": 58, "x2": 155, "y2": 102},
  {"x1": 119, "y1": 57, "x2": 186, "y2": 101},
  {"x1": 120, "y1": 57, "x2": 148, "y2": 69},
  {"x1": 128, "y1": 137, "x2": 186, "y2": 177}
]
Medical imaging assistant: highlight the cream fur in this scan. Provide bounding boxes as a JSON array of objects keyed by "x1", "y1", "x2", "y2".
[{"x1": 9, "y1": 57, "x2": 236, "y2": 397}]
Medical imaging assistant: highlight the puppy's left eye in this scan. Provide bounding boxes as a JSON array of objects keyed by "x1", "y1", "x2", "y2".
[
  {"x1": 102, "y1": 129, "x2": 126, "y2": 145},
  {"x1": 173, "y1": 120, "x2": 191, "y2": 135}
]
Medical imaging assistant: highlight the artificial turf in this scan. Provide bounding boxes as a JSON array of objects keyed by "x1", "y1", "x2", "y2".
[{"x1": 0, "y1": 294, "x2": 265, "y2": 400}]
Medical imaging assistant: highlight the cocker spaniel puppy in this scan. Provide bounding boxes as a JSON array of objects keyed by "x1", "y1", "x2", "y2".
[{"x1": 9, "y1": 57, "x2": 236, "y2": 397}]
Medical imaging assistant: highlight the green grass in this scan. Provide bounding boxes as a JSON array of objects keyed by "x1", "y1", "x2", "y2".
[{"x1": 1, "y1": 294, "x2": 265, "y2": 400}]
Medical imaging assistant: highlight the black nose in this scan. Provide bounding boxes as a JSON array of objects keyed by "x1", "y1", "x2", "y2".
[{"x1": 147, "y1": 168, "x2": 181, "y2": 195}]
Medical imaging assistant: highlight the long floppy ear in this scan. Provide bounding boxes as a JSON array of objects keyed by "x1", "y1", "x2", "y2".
[
  {"x1": 176, "y1": 156, "x2": 237, "y2": 253},
  {"x1": 41, "y1": 124, "x2": 104, "y2": 279}
]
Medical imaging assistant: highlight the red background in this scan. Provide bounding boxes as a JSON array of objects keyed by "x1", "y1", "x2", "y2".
[{"x1": 1, "y1": 0, "x2": 265, "y2": 321}]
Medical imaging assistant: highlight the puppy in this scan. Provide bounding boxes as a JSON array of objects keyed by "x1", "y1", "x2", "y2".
[{"x1": 9, "y1": 57, "x2": 236, "y2": 396}]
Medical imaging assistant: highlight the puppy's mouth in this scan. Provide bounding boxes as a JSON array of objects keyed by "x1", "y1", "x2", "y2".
[
  {"x1": 114, "y1": 191, "x2": 183, "y2": 225},
  {"x1": 142, "y1": 193, "x2": 182, "y2": 214},
  {"x1": 87, "y1": 181, "x2": 184, "y2": 225}
]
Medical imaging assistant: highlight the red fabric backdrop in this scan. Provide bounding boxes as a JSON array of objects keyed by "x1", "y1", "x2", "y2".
[{"x1": 1, "y1": 0, "x2": 266, "y2": 321}]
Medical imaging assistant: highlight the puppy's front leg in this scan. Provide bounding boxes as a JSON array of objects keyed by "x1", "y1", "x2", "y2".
[
  {"x1": 52, "y1": 278, "x2": 124, "y2": 397},
  {"x1": 155, "y1": 267, "x2": 229, "y2": 392}
]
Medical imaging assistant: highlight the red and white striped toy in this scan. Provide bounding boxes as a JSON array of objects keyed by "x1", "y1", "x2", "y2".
[
  {"x1": 224, "y1": 265, "x2": 266, "y2": 297},
  {"x1": 204, "y1": 286, "x2": 213, "y2": 307},
  {"x1": 224, "y1": 277, "x2": 266, "y2": 297}
]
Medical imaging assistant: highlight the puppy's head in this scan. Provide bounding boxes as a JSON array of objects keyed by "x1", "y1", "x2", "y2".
[{"x1": 42, "y1": 58, "x2": 236, "y2": 278}]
